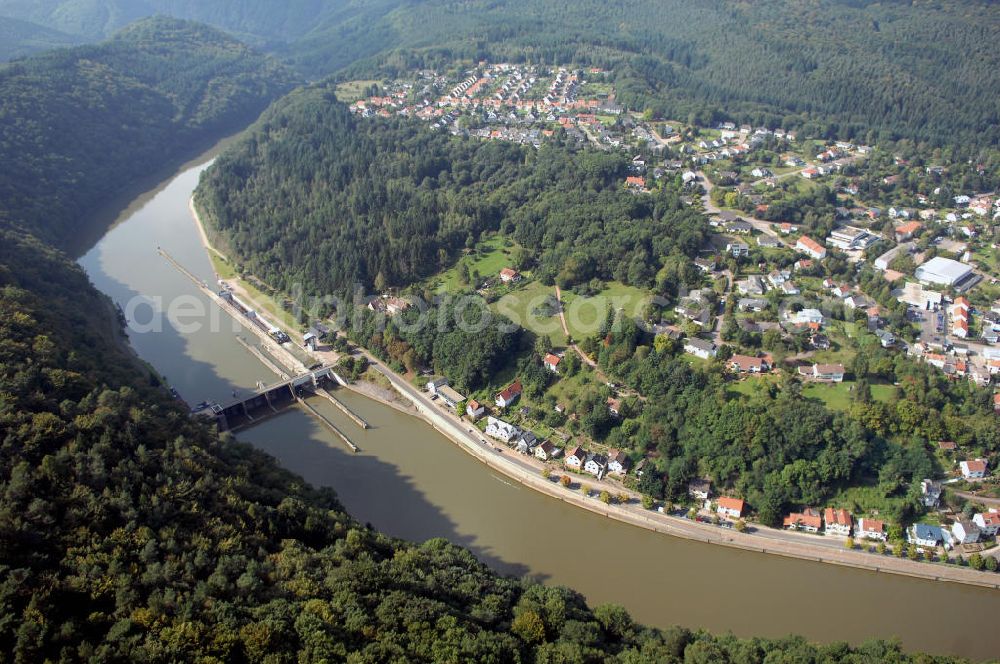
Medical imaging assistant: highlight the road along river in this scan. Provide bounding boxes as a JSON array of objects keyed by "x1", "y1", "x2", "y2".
[{"x1": 77, "y1": 145, "x2": 1000, "y2": 660}]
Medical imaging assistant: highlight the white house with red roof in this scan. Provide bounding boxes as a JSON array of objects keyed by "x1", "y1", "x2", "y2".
[
  {"x1": 973, "y1": 511, "x2": 1000, "y2": 538},
  {"x1": 728, "y1": 354, "x2": 768, "y2": 373},
  {"x1": 495, "y1": 379, "x2": 523, "y2": 408},
  {"x1": 717, "y1": 497, "x2": 746, "y2": 519},
  {"x1": 824, "y1": 508, "x2": 853, "y2": 537},
  {"x1": 544, "y1": 353, "x2": 562, "y2": 373},
  {"x1": 856, "y1": 518, "x2": 887, "y2": 541},
  {"x1": 499, "y1": 267, "x2": 521, "y2": 284},
  {"x1": 960, "y1": 458, "x2": 988, "y2": 479},
  {"x1": 795, "y1": 235, "x2": 827, "y2": 260}
]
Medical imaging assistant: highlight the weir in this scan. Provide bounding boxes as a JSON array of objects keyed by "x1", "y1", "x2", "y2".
[{"x1": 191, "y1": 365, "x2": 365, "y2": 452}]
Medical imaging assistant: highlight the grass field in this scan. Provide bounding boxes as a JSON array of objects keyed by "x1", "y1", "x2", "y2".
[
  {"x1": 431, "y1": 237, "x2": 519, "y2": 293},
  {"x1": 209, "y1": 252, "x2": 236, "y2": 280},
  {"x1": 802, "y1": 381, "x2": 895, "y2": 411},
  {"x1": 493, "y1": 280, "x2": 567, "y2": 346},
  {"x1": 335, "y1": 79, "x2": 380, "y2": 103},
  {"x1": 559, "y1": 282, "x2": 653, "y2": 341}
]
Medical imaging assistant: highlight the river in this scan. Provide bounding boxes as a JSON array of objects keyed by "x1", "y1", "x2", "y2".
[{"x1": 78, "y1": 146, "x2": 1000, "y2": 661}]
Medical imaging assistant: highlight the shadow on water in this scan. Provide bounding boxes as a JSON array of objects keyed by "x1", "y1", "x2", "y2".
[{"x1": 238, "y1": 409, "x2": 541, "y2": 580}]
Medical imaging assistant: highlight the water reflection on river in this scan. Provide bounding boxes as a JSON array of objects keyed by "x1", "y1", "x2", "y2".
[{"x1": 78, "y1": 148, "x2": 1000, "y2": 661}]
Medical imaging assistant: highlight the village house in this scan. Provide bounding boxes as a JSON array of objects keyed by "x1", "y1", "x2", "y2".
[
  {"x1": 484, "y1": 416, "x2": 520, "y2": 443},
  {"x1": 919, "y1": 479, "x2": 942, "y2": 508},
  {"x1": 608, "y1": 449, "x2": 631, "y2": 475},
  {"x1": 726, "y1": 241, "x2": 750, "y2": 258},
  {"x1": 534, "y1": 441, "x2": 561, "y2": 461},
  {"x1": 824, "y1": 508, "x2": 853, "y2": 537},
  {"x1": 908, "y1": 523, "x2": 945, "y2": 548},
  {"x1": 499, "y1": 267, "x2": 521, "y2": 284},
  {"x1": 792, "y1": 308, "x2": 825, "y2": 327},
  {"x1": 856, "y1": 518, "x2": 887, "y2": 541},
  {"x1": 737, "y1": 297, "x2": 768, "y2": 313},
  {"x1": 737, "y1": 275, "x2": 766, "y2": 296},
  {"x1": 717, "y1": 497, "x2": 746, "y2": 519},
  {"x1": 795, "y1": 235, "x2": 827, "y2": 260},
  {"x1": 952, "y1": 518, "x2": 981, "y2": 545},
  {"x1": 368, "y1": 295, "x2": 412, "y2": 316},
  {"x1": 728, "y1": 354, "x2": 768, "y2": 374},
  {"x1": 495, "y1": 380, "x2": 523, "y2": 408},
  {"x1": 584, "y1": 453, "x2": 608, "y2": 477},
  {"x1": 895, "y1": 220, "x2": 923, "y2": 241},
  {"x1": 466, "y1": 399, "x2": 486, "y2": 421},
  {"x1": 426, "y1": 377, "x2": 449, "y2": 394},
  {"x1": 544, "y1": 352, "x2": 562, "y2": 373},
  {"x1": 960, "y1": 458, "x2": 989, "y2": 479},
  {"x1": 684, "y1": 338, "x2": 718, "y2": 360},
  {"x1": 436, "y1": 385, "x2": 466, "y2": 409},
  {"x1": 972, "y1": 511, "x2": 1000, "y2": 538},
  {"x1": 565, "y1": 446, "x2": 586, "y2": 469},
  {"x1": 606, "y1": 397, "x2": 622, "y2": 418},
  {"x1": 694, "y1": 257, "x2": 717, "y2": 273},
  {"x1": 688, "y1": 479, "x2": 712, "y2": 501},
  {"x1": 515, "y1": 431, "x2": 539, "y2": 454},
  {"x1": 811, "y1": 363, "x2": 845, "y2": 382},
  {"x1": 783, "y1": 508, "x2": 822, "y2": 533}
]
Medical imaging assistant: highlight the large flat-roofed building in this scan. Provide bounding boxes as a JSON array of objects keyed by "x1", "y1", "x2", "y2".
[{"x1": 914, "y1": 256, "x2": 974, "y2": 288}]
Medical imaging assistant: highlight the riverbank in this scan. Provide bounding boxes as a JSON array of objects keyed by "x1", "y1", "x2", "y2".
[{"x1": 186, "y1": 198, "x2": 1000, "y2": 591}]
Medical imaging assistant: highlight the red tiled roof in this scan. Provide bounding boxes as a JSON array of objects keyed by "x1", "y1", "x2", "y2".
[
  {"x1": 824, "y1": 507, "x2": 852, "y2": 527},
  {"x1": 858, "y1": 518, "x2": 885, "y2": 534},
  {"x1": 964, "y1": 459, "x2": 987, "y2": 473},
  {"x1": 718, "y1": 497, "x2": 745, "y2": 514},
  {"x1": 796, "y1": 235, "x2": 825, "y2": 254},
  {"x1": 544, "y1": 353, "x2": 561, "y2": 366},
  {"x1": 498, "y1": 380, "x2": 522, "y2": 401}
]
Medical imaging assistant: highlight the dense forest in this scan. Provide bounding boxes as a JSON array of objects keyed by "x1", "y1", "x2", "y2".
[
  {"x1": 0, "y1": 16, "x2": 296, "y2": 250},
  {"x1": 196, "y1": 83, "x2": 707, "y2": 296},
  {"x1": 0, "y1": 15, "x2": 80, "y2": 60},
  {"x1": 4, "y1": 0, "x2": 998, "y2": 148}
]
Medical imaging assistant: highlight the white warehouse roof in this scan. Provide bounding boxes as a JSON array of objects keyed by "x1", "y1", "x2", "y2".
[{"x1": 914, "y1": 256, "x2": 973, "y2": 286}]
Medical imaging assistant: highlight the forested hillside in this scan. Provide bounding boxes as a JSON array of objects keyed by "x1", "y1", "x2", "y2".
[
  {"x1": 0, "y1": 221, "x2": 972, "y2": 663},
  {"x1": 0, "y1": 16, "x2": 296, "y2": 251},
  {"x1": 195, "y1": 83, "x2": 707, "y2": 295},
  {"x1": 326, "y1": 0, "x2": 1000, "y2": 147},
  {"x1": 0, "y1": 0, "x2": 405, "y2": 54},
  {"x1": 0, "y1": 15, "x2": 80, "y2": 60},
  {"x1": 4, "y1": 0, "x2": 997, "y2": 147}
]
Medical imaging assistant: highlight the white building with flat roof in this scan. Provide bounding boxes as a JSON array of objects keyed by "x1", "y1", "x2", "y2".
[{"x1": 914, "y1": 256, "x2": 973, "y2": 287}]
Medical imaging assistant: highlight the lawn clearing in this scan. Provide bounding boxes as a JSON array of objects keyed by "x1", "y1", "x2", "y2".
[
  {"x1": 802, "y1": 380, "x2": 895, "y2": 411},
  {"x1": 335, "y1": 80, "x2": 381, "y2": 103},
  {"x1": 432, "y1": 236, "x2": 519, "y2": 293},
  {"x1": 493, "y1": 280, "x2": 566, "y2": 345},
  {"x1": 559, "y1": 282, "x2": 654, "y2": 341}
]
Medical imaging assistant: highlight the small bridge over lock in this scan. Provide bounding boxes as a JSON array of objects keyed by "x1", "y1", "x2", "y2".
[{"x1": 193, "y1": 366, "x2": 367, "y2": 452}]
